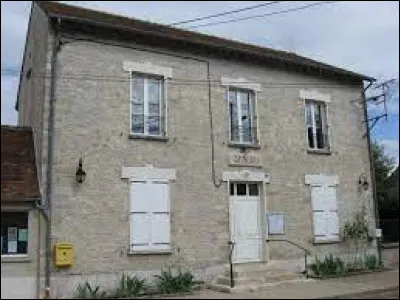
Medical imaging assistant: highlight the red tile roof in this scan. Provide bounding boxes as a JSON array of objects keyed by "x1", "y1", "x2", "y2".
[{"x1": 1, "y1": 126, "x2": 41, "y2": 202}]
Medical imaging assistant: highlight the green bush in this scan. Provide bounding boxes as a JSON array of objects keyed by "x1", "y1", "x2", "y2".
[
  {"x1": 309, "y1": 254, "x2": 346, "y2": 276},
  {"x1": 154, "y1": 268, "x2": 195, "y2": 294},
  {"x1": 363, "y1": 254, "x2": 379, "y2": 270},
  {"x1": 114, "y1": 273, "x2": 146, "y2": 298},
  {"x1": 75, "y1": 282, "x2": 107, "y2": 299}
]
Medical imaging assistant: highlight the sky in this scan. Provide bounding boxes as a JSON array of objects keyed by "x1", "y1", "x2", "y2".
[{"x1": 1, "y1": 1, "x2": 399, "y2": 166}]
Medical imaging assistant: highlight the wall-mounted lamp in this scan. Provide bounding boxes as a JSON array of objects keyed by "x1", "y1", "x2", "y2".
[
  {"x1": 358, "y1": 173, "x2": 369, "y2": 191},
  {"x1": 75, "y1": 158, "x2": 86, "y2": 183}
]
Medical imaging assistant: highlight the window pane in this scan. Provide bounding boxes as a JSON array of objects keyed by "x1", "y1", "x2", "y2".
[
  {"x1": 237, "y1": 184, "x2": 246, "y2": 196},
  {"x1": 230, "y1": 183, "x2": 234, "y2": 195},
  {"x1": 1, "y1": 212, "x2": 28, "y2": 255},
  {"x1": 147, "y1": 80, "x2": 160, "y2": 104},
  {"x1": 315, "y1": 103, "x2": 326, "y2": 149},
  {"x1": 308, "y1": 127, "x2": 314, "y2": 148},
  {"x1": 239, "y1": 92, "x2": 252, "y2": 143},
  {"x1": 148, "y1": 103, "x2": 160, "y2": 116},
  {"x1": 229, "y1": 91, "x2": 239, "y2": 142},
  {"x1": 249, "y1": 184, "x2": 259, "y2": 196},
  {"x1": 148, "y1": 116, "x2": 160, "y2": 135},
  {"x1": 132, "y1": 114, "x2": 144, "y2": 134},
  {"x1": 131, "y1": 76, "x2": 144, "y2": 103}
]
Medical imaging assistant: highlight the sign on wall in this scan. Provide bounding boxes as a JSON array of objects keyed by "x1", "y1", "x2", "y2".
[
  {"x1": 229, "y1": 152, "x2": 261, "y2": 167},
  {"x1": 267, "y1": 213, "x2": 285, "y2": 235}
]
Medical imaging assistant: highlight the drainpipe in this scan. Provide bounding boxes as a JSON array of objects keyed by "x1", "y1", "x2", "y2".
[
  {"x1": 361, "y1": 79, "x2": 382, "y2": 266},
  {"x1": 44, "y1": 17, "x2": 61, "y2": 299}
]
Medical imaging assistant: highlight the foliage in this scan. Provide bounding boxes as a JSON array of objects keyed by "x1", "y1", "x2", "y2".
[
  {"x1": 341, "y1": 206, "x2": 372, "y2": 244},
  {"x1": 75, "y1": 282, "x2": 107, "y2": 299},
  {"x1": 309, "y1": 254, "x2": 346, "y2": 276},
  {"x1": 114, "y1": 273, "x2": 146, "y2": 298},
  {"x1": 363, "y1": 253, "x2": 379, "y2": 270},
  {"x1": 371, "y1": 142, "x2": 398, "y2": 218},
  {"x1": 154, "y1": 268, "x2": 195, "y2": 294}
]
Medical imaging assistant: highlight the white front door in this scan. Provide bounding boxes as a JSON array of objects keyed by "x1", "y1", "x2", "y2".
[{"x1": 229, "y1": 182, "x2": 262, "y2": 263}]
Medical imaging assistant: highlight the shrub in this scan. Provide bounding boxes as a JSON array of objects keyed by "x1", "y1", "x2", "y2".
[
  {"x1": 309, "y1": 254, "x2": 346, "y2": 276},
  {"x1": 363, "y1": 254, "x2": 379, "y2": 270},
  {"x1": 154, "y1": 268, "x2": 195, "y2": 294},
  {"x1": 114, "y1": 273, "x2": 146, "y2": 298},
  {"x1": 75, "y1": 282, "x2": 107, "y2": 299}
]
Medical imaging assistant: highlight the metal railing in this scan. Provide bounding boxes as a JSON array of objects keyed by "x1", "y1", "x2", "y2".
[
  {"x1": 227, "y1": 241, "x2": 235, "y2": 288},
  {"x1": 266, "y1": 238, "x2": 312, "y2": 278}
]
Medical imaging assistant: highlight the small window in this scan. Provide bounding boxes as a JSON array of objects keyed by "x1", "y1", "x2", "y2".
[
  {"x1": 1, "y1": 212, "x2": 28, "y2": 255},
  {"x1": 236, "y1": 184, "x2": 247, "y2": 196},
  {"x1": 230, "y1": 183, "x2": 235, "y2": 195},
  {"x1": 305, "y1": 100, "x2": 329, "y2": 150},
  {"x1": 130, "y1": 73, "x2": 166, "y2": 136},
  {"x1": 249, "y1": 184, "x2": 259, "y2": 196},
  {"x1": 228, "y1": 88, "x2": 257, "y2": 145}
]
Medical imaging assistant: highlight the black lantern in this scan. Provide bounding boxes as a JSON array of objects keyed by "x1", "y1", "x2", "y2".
[
  {"x1": 358, "y1": 173, "x2": 369, "y2": 190},
  {"x1": 75, "y1": 158, "x2": 86, "y2": 183}
]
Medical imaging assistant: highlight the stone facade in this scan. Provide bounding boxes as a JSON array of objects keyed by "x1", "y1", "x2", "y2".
[{"x1": 13, "y1": 4, "x2": 378, "y2": 299}]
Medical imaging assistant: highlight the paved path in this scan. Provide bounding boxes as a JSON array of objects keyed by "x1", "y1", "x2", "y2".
[{"x1": 149, "y1": 269, "x2": 399, "y2": 299}]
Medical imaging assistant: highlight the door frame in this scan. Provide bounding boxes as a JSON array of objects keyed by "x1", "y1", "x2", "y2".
[{"x1": 228, "y1": 180, "x2": 267, "y2": 264}]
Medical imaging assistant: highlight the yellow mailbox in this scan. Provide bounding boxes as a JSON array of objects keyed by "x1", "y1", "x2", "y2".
[{"x1": 54, "y1": 243, "x2": 74, "y2": 267}]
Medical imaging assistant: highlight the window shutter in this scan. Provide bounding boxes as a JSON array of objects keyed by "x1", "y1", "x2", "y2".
[
  {"x1": 311, "y1": 185, "x2": 339, "y2": 241},
  {"x1": 130, "y1": 181, "x2": 170, "y2": 251}
]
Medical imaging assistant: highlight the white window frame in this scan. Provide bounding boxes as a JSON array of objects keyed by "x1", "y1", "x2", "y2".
[
  {"x1": 129, "y1": 73, "x2": 166, "y2": 137},
  {"x1": 227, "y1": 87, "x2": 259, "y2": 146},
  {"x1": 305, "y1": 100, "x2": 330, "y2": 150},
  {"x1": 124, "y1": 61, "x2": 172, "y2": 138},
  {"x1": 1, "y1": 209, "x2": 30, "y2": 259},
  {"x1": 300, "y1": 90, "x2": 331, "y2": 152}
]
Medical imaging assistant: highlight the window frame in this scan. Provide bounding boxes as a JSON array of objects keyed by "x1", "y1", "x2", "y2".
[
  {"x1": 304, "y1": 99, "x2": 330, "y2": 152},
  {"x1": 129, "y1": 72, "x2": 167, "y2": 138},
  {"x1": 227, "y1": 86, "x2": 259, "y2": 147},
  {"x1": 1, "y1": 210, "x2": 30, "y2": 258}
]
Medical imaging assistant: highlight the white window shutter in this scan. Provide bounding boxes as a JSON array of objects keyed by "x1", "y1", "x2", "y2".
[
  {"x1": 311, "y1": 185, "x2": 339, "y2": 241},
  {"x1": 149, "y1": 182, "x2": 170, "y2": 250},
  {"x1": 130, "y1": 181, "x2": 170, "y2": 251}
]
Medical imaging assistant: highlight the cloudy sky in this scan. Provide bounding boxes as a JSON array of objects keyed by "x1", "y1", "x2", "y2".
[{"x1": 1, "y1": 1, "x2": 399, "y2": 165}]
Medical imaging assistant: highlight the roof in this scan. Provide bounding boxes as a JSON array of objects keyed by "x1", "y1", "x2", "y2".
[
  {"x1": 1, "y1": 126, "x2": 41, "y2": 202},
  {"x1": 35, "y1": 1, "x2": 374, "y2": 82}
]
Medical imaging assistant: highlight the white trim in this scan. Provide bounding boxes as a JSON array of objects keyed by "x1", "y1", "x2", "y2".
[
  {"x1": 222, "y1": 170, "x2": 270, "y2": 183},
  {"x1": 123, "y1": 61, "x2": 172, "y2": 78},
  {"x1": 221, "y1": 76, "x2": 261, "y2": 92},
  {"x1": 299, "y1": 89, "x2": 331, "y2": 103},
  {"x1": 121, "y1": 165, "x2": 176, "y2": 181},
  {"x1": 305, "y1": 174, "x2": 339, "y2": 186}
]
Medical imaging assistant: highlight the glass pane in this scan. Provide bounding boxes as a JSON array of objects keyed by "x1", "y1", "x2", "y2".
[
  {"x1": 230, "y1": 183, "x2": 234, "y2": 195},
  {"x1": 315, "y1": 103, "x2": 322, "y2": 129},
  {"x1": 237, "y1": 184, "x2": 246, "y2": 196},
  {"x1": 148, "y1": 103, "x2": 160, "y2": 116},
  {"x1": 316, "y1": 128, "x2": 325, "y2": 149},
  {"x1": 132, "y1": 103, "x2": 144, "y2": 115},
  {"x1": 308, "y1": 127, "x2": 314, "y2": 148},
  {"x1": 306, "y1": 102, "x2": 312, "y2": 126},
  {"x1": 229, "y1": 90, "x2": 239, "y2": 142},
  {"x1": 148, "y1": 116, "x2": 160, "y2": 135},
  {"x1": 132, "y1": 114, "x2": 144, "y2": 134},
  {"x1": 239, "y1": 91, "x2": 252, "y2": 143},
  {"x1": 147, "y1": 80, "x2": 160, "y2": 104},
  {"x1": 1, "y1": 212, "x2": 28, "y2": 255},
  {"x1": 131, "y1": 76, "x2": 144, "y2": 103},
  {"x1": 249, "y1": 184, "x2": 259, "y2": 196}
]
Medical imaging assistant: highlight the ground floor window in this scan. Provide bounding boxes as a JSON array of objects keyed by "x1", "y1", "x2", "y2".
[{"x1": 1, "y1": 211, "x2": 28, "y2": 255}]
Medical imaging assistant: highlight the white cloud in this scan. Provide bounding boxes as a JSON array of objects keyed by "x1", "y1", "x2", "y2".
[{"x1": 378, "y1": 139, "x2": 399, "y2": 167}]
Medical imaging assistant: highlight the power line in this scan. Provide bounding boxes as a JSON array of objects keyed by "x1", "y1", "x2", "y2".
[
  {"x1": 187, "y1": 1, "x2": 340, "y2": 29},
  {"x1": 168, "y1": 1, "x2": 284, "y2": 26}
]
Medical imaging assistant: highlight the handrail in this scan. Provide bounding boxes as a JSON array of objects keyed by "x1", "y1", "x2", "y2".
[
  {"x1": 266, "y1": 239, "x2": 311, "y2": 278},
  {"x1": 227, "y1": 241, "x2": 235, "y2": 288}
]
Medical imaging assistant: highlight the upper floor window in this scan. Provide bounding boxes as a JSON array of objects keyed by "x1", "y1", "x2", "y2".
[
  {"x1": 228, "y1": 88, "x2": 257, "y2": 145},
  {"x1": 130, "y1": 73, "x2": 165, "y2": 137},
  {"x1": 305, "y1": 100, "x2": 329, "y2": 150}
]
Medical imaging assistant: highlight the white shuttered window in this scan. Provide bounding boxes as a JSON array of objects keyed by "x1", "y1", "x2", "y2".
[
  {"x1": 130, "y1": 181, "x2": 170, "y2": 251},
  {"x1": 311, "y1": 185, "x2": 339, "y2": 242}
]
